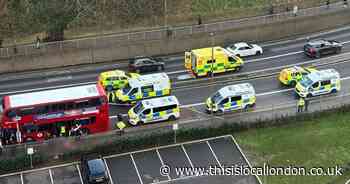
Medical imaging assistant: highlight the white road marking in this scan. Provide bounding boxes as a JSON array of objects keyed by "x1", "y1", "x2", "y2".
[
  {"x1": 20, "y1": 173, "x2": 24, "y2": 184},
  {"x1": 130, "y1": 154, "x2": 144, "y2": 184},
  {"x1": 49, "y1": 169, "x2": 54, "y2": 184},
  {"x1": 103, "y1": 158, "x2": 115, "y2": 184},
  {"x1": 76, "y1": 164, "x2": 84, "y2": 184},
  {"x1": 156, "y1": 149, "x2": 171, "y2": 181},
  {"x1": 181, "y1": 145, "x2": 194, "y2": 169},
  {"x1": 206, "y1": 141, "x2": 223, "y2": 168},
  {"x1": 245, "y1": 51, "x2": 303, "y2": 63}
]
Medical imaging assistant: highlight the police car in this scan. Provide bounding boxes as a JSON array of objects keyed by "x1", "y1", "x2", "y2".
[
  {"x1": 295, "y1": 69, "x2": 340, "y2": 98},
  {"x1": 115, "y1": 73, "x2": 171, "y2": 103},
  {"x1": 279, "y1": 66, "x2": 318, "y2": 86},
  {"x1": 128, "y1": 96, "x2": 180, "y2": 125},
  {"x1": 206, "y1": 83, "x2": 256, "y2": 113},
  {"x1": 98, "y1": 70, "x2": 140, "y2": 91}
]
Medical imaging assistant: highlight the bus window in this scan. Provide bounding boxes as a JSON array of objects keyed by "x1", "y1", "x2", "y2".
[
  {"x1": 58, "y1": 103, "x2": 66, "y2": 111},
  {"x1": 19, "y1": 107, "x2": 34, "y2": 116},
  {"x1": 76, "y1": 101, "x2": 89, "y2": 109},
  {"x1": 51, "y1": 104, "x2": 59, "y2": 112},
  {"x1": 66, "y1": 102, "x2": 75, "y2": 110},
  {"x1": 6, "y1": 110, "x2": 17, "y2": 118},
  {"x1": 89, "y1": 98, "x2": 101, "y2": 107}
]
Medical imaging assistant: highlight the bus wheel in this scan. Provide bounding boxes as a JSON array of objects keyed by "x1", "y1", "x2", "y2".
[
  {"x1": 81, "y1": 128, "x2": 90, "y2": 136},
  {"x1": 168, "y1": 115, "x2": 176, "y2": 121}
]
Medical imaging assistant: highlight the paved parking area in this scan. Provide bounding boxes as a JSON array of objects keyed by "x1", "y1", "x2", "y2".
[
  {"x1": 104, "y1": 135, "x2": 261, "y2": 184},
  {"x1": 0, "y1": 135, "x2": 261, "y2": 184}
]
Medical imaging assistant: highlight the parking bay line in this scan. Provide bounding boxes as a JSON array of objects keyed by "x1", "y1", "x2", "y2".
[
  {"x1": 76, "y1": 164, "x2": 84, "y2": 184},
  {"x1": 130, "y1": 154, "x2": 144, "y2": 184},
  {"x1": 156, "y1": 149, "x2": 172, "y2": 181},
  {"x1": 49, "y1": 169, "x2": 54, "y2": 184},
  {"x1": 206, "y1": 141, "x2": 223, "y2": 168},
  {"x1": 103, "y1": 158, "x2": 115, "y2": 184},
  {"x1": 181, "y1": 145, "x2": 194, "y2": 169}
]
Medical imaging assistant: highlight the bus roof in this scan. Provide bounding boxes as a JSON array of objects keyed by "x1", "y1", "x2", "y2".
[
  {"x1": 142, "y1": 96, "x2": 179, "y2": 109},
  {"x1": 8, "y1": 84, "x2": 101, "y2": 108}
]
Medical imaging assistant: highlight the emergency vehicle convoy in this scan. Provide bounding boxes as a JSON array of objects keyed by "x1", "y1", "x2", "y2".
[
  {"x1": 295, "y1": 69, "x2": 340, "y2": 98},
  {"x1": 279, "y1": 66, "x2": 318, "y2": 86},
  {"x1": 206, "y1": 83, "x2": 256, "y2": 113},
  {"x1": 0, "y1": 84, "x2": 109, "y2": 144},
  {"x1": 113, "y1": 73, "x2": 171, "y2": 103},
  {"x1": 98, "y1": 69, "x2": 140, "y2": 91},
  {"x1": 185, "y1": 47, "x2": 244, "y2": 77},
  {"x1": 128, "y1": 96, "x2": 180, "y2": 125}
]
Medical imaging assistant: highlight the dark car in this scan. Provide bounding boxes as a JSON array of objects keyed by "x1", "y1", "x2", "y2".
[
  {"x1": 304, "y1": 39, "x2": 342, "y2": 58},
  {"x1": 128, "y1": 56, "x2": 165, "y2": 73},
  {"x1": 81, "y1": 156, "x2": 109, "y2": 184}
]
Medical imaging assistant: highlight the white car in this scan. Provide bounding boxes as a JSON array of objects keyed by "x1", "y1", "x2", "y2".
[{"x1": 226, "y1": 42, "x2": 263, "y2": 57}]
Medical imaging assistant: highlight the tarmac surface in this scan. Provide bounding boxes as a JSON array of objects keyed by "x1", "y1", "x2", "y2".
[{"x1": 0, "y1": 135, "x2": 261, "y2": 184}]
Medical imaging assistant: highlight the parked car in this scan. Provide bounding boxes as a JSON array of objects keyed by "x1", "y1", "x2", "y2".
[
  {"x1": 128, "y1": 56, "x2": 165, "y2": 73},
  {"x1": 81, "y1": 155, "x2": 109, "y2": 184},
  {"x1": 226, "y1": 42, "x2": 263, "y2": 57},
  {"x1": 304, "y1": 39, "x2": 342, "y2": 58}
]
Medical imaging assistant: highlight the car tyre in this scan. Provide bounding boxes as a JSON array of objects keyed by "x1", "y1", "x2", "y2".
[
  {"x1": 168, "y1": 115, "x2": 176, "y2": 121},
  {"x1": 81, "y1": 128, "x2": 90, "y2": 136},
  {"x1": 236, "y1": 54, "x2": 241, "y2": 57},
  {"x1": 335, "y1": 48, "x2": 341, "y2": 54},
  {"x1": 331, "y1": 89, "x2": 337, "y2": 93},
  {"x1": 306, "y1": 93, "x2": 312, "y2": 98},
  {"x1": 256, "y1": 51, "x2": 262, "y2": 55},
  {"x1": 290, "y1": 81, "x2": 297, "y2": 87},
  {"x1": 236, "y1": 66, "x2": 241, "y2": 72},
  {"x1": 315, "y1": 52, "x2": 321, "y2": 58}
]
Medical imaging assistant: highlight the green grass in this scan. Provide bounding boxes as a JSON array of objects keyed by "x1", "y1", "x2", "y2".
[{"x1": 236, "y1": 112, "x2": 350, "y2": 184}]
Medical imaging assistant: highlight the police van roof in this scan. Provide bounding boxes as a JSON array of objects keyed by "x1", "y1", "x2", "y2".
[
  {"x1": 128, "y1": 73, "x2": 169, "y2": 87},
  {"x1": 9, "y1": 84, "x2": 101, "y2": 108},
  {"x1": 218, "y1": 83, "x2": 255, "y2": 97},
  {"x1": 141, "y1": 96, "x2": 179, "y2": 108},
  {"x1": 307, "y1": 69, "x2": 339, "y2": 82}
]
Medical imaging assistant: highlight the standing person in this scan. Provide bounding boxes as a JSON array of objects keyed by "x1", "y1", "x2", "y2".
[
  {"x1": 344, "y1": 0, "x2": 348, "y2": 7},
  {"x1": 116, "y1": 114, "x2": 126, "y2": 136},
  {"x1": 293, "y1": 5, "x2": 298, "y2": 17},
  {"x1": 297, "y1": 97, "x2": 305, "y2": 113},
  {"x1": 35, "y1": 36, "x2": 41, "y2": 49},
  {"x1": 60, "y1": 125, "x2": 66, "y2": 137},
  {"x1": 326, "y1": 0, "x2": 330, "y2": 9},
  {"x1": 305, "y1": 98, "x2": 309, "y2": 112},
  {"x1": 197, "y1": 15, "x2": 202, "y2": 25}
]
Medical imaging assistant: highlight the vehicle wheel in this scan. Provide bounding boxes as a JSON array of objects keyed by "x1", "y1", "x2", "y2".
[
  {"x1": 306, "y1": 93, "x2": 312, "y2": 98},
  {"x1": 236, "y1": 54, "x2": 241, "y2": 57},
  {"x1": 331, "y1": 89, "x2": 337, "y2": 93},
  {"x1": 290, "y1": 81, "x2": 296, "y2": 87},
  {"x1": 25, "y1": 137, "x2": 34, "y2": 143},
  {"x1": 158, "y1": 66, "x2": 162, "y2": 71},
  {"x1": 81, "y1": 128, "x2": 90, "y2": 136},
  {"x1": 217, "y1": 109, "x2": 224, "y2": 114},
  {"x1": 236, "y1": 66, "x2": 241, "y2": 72},
  {"x1": 256, "y1": 51, "x2": 262, "y2": 55},
  {"x1": 168, "y1": 115, "x2": 176, "y2": 121},
  {"x1": 249, "y1": 103, "x2": 256, "y2": 108}
]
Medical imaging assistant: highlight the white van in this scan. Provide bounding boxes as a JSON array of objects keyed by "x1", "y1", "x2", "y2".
[
  {"x1": 295, "y1": 69, "x2": 340, "y2": 98},
  {"x1": 206, "y1": 83, "x2": 256, "y2": 113},
  {"x1": 115, "y1": 73, "x2": 171, "y2": 103},
  {"x1": 128, "y1": 96, "x2": 180, "y2": 125}
]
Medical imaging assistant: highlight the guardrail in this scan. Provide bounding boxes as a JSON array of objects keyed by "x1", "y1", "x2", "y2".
[{"x1": 0, "y1": 2, "x2": 348, "y2": 59}]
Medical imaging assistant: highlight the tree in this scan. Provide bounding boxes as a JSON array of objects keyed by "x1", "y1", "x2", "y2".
[{"x1": 29, "y1": 0, "x2": 80, "y2": 41}]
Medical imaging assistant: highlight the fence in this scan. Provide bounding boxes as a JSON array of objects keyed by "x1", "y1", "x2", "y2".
[
  {"x1": 1, "y1": 86, "x2": 350, "y2": 162},
  {"x1": 0, "y1": 1, "x2": 348, "y2": 59}
]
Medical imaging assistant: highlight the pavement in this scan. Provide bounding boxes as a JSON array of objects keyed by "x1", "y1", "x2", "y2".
[{"x1": 0, "y1": 135, "x2": 260, "y2": 184}]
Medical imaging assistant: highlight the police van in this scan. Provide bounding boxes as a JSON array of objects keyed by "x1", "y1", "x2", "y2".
[
  {"x1": 98, "y1": 70, "x2": 140, "y2": 91},
  {"x1": 206, "y1": 83, "x2": 256, "y2": 113},
  {"x1": 115, "y1": 73, "x2": 171, "y2": 103},
  {"x1": 128, "y1": 96, "x2": 180, "y2": 125},
  {"x1": 295, "y1": 69, "x2": 340, "y2": 98},
  {"x1": 185, "y1": 47, "x2": 244, "y2": 77}
]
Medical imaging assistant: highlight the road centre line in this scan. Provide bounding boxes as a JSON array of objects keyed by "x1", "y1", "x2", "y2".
[
  {"x1": 76, "y1": 164, "x2": 84, "y2": 184},
  {"x1": 130, "y1": 154, "x2": 144, "y2": 184},
  {"x1": 206, "y1": 141, "x2": 223, "y2": 168},
  {"x1": 103, "y1": 159, "x2": 115, "y2": 184}
]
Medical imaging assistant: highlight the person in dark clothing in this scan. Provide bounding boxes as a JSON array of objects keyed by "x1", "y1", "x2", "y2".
[
  {"x1": 326, "y1": 0, "x2": 330, "y2": 9},
  {"x1": 197, "y1": 15, "x2": 202, "y2": 25}
]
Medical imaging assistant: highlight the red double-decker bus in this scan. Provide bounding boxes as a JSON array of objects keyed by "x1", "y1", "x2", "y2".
[{"x1": 0, "y1": 83, "x2": 109, "y2": 144}]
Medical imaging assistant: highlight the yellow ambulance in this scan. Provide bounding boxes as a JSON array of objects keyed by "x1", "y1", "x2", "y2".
[
  {"x1": 279, "y1": 66, "x2": 317, "y2": 87},
  {"x1": 185, "y1": 47, "x2": 244, "y2": 77}
]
